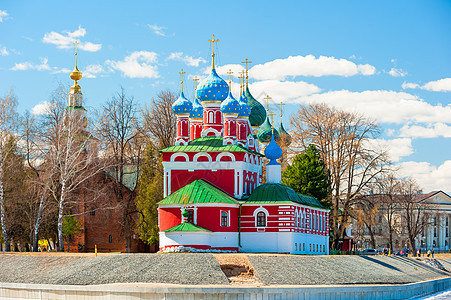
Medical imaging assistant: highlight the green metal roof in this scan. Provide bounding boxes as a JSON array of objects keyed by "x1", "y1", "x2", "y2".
[
  {"x1": 163, "y1": 222, "x2": 212, "y2": 232},
  {"x1": 159, "y1": 136, "x2": 262, "y2": 156},
  {"x1": 245, "y1": 87, "x2": 266, "y2": 127},
  {"x1": 245, "y1": 183, "x2": 326, "y2": 209},
  {"x1": 257, "y1": 118, "x2": 279, "y2": 143},
  {"x1": 297, "y1": 193, "x2": 325, "y2": 209},
  {"x1": 158, "y1": 179, "x2": 240, "y2": 205}
]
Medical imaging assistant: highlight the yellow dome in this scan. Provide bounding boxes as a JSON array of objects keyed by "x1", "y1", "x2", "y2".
[{"x1": 70, "y1": 66, "x2": 82, "y2": 81}]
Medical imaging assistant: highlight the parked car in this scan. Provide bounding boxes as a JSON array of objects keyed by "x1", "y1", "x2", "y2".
[{"x1": 360, "y1": 249, "x2": 378, "y2": 255}]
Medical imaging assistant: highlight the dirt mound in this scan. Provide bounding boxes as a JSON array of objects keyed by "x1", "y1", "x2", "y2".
[{"x1": 213, "y1": 254, "x2": 261, "y2": 285}]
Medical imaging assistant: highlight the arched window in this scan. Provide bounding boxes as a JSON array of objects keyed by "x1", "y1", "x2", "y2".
[
  {"x1": 208, "y1": 111, "x2": 214, "y2": 123},
  {"x1": 221, "y1": 211, "x2": 229, "y2": 227},
  {"x1": 108, "y1": 235, "x2": 112, "y2": 243},
  {"x1": 257, "y1": 212, "x2": 266, "y2": 227}
]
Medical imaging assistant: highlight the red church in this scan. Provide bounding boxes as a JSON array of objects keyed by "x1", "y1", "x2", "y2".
[{"x1": 158, "y1": 36, "x2": 329, "y2": 254}]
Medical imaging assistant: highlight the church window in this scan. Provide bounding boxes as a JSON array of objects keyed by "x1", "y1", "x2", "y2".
[
  {"x1": 187, "y1": 210, "x2": 194, "y2": 224},
  {"x1": 317, "y1": 244, "x2": 318, "y2": 252},
  {"x1": 208, "y1": 111, "x2": 214, "y2": 123},
  {"x1": 221, "y1": 211, "x2": 229, "y2": 227},
  {"x1": 434, "y1": 228, "x2": 437, "y2": 238},
  {"x1": 309, "y1": 244, "x2": 311, "y2": 251},
  {"x1": 257, "y1": 212, "x2": 266, "y2": 227},
  {"x1": 90, "y1": 207, "x2": 95, "y2": 216},
  {"x1": 303, "y1": 243, "x2": 305, "y2": 251},
  {"x1": 295, "y1": 243, "x2": 297, "y2": 251},
  {"x1": 109, "y1": 235, "x2": 112, "y2": 243}
]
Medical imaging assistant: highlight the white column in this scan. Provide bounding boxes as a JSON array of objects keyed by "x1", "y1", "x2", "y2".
[{"x1": 439, "y1": 215, "x2": 445, "y2": 250}]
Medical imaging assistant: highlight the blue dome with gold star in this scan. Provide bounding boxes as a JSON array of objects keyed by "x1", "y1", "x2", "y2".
[
  {"x1": 238, "y1": 92, "x2": 251, "y2": 117},
  {"x1": 190, "y1": 97, "x2": 203, "y2": 118},
  {"x1": 197, "y1": 69, "x2": 229, "y2": 102},
  {"x1": 221, "y1": 91, "x2": 240, "y2": 114},
  {"x1": 172, "y1": 92, "x2": 193, "y2": 114}
]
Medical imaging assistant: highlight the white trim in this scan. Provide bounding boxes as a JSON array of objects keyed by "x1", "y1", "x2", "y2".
[
  {"x1": 253, "y1": 206, "x2": 269, "y2": 227},
  {"x1": 201, "y1": 127, "x2": 221, "y2": 137},
  {"x1": 170, "y1": 152, "x2": 190, "y2": 162},
  {"x1": 193, "y1": 152, "x2": 212, "y2": 162},
  {"x1": 163, "y1": 161, "x2": 261, "y2": 173},
  {"x1": 159, "y1": 203, "x2": 239, "y2": 208},
  {"x1": 216, "y1": 152, "x2": 236, "y2": 162}
]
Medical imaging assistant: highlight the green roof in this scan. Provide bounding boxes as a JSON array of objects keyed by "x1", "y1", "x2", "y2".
[
  {"x1": 245, "y1": 87, "x2": 266, "y2": 127},
  {"x1": 158, "y1": 179, "x2": 240, "y2": 205},
  {"x1": 159, "y1": 136, "x2": 262, "y2": 155},
  {"x1": 245, "y1": 183, "x2": 325, "y2": 209},
  {"x1": 163, "y1": 222, "x2": 212, "y2": 232},
  {"x1": 257, "y1": 118, "x2": 279, "y2": 143}
]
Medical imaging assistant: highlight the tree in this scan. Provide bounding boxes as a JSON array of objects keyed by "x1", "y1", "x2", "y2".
[
  {"x1": 62, "y1": 214, "x2": 82, "y2": 251},
  {"x1": 353, "y1": 197, "x2": 380, "y2": 249},
  {"x1": 41, "y1": 87, "x2": 102, "y2": 251},
  {"x1": 398, "y1": 178, "x2": 429, "y2": 257},
  {"x1": 100, "y1": 88, "x2": 141, "y2": 253},
  {"x1": 141, "y1": 90, "x2": 177, "y2": 149},
  {"x1": 0, "y1": 90, "x2": 18, "y2": 251},
  {"x1": 282, "y1": 144, "x2": 331, "y2": 208},
  {"x1": 290, "y1": 103, "x2": 390, "y2": 249}
]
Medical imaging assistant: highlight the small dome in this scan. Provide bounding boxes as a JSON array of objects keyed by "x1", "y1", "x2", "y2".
[
  {"x1": 245, "y1": 87, "x2": 266, "y2": 127},
  {"x1": 220, "y1": 91, "x2": 240, "y2": 114},
  {"x1": 70, "y1": 66, "x2": 82, "y2": 81},
  {"x1": 264, "y1": 134, "x2": 282, "y2": 164},
  {"x1": 190, "y1": 97, "x2": 204, "y2": 119},
  {"x1": 238, "y1": 92, "x2": 251, "y2": 117},
  {"x1": 172, "y1": 92, "x2": 193, "y2": 114},
  {"x1": 278, "y1": 122, "x2": 292, "y2": 145},
  {"x1": 257, "y1": 117, "x2": 279, "y2": 143},
  {"x1": 197, "y1": 69, "x2": 229, "y2": 102}
]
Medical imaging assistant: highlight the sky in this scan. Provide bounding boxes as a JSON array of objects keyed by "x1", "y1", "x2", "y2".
[{"x1": 1, "y1": 0, "x2": 450, "y2": 193}]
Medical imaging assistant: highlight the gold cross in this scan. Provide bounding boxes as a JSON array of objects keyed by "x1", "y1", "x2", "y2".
[
  {"x1": 208, "y1": 35, "x2": 219, "y2": 69},
  {"x1": 74, "y1": 41, "x2": 79, "y2": 68},
  {"x1": 179, "y1": 69, "x2": 186, "y2": 93},
  {"x1": 278, "y1": 101, "x2": 286, "y2": 120},
  {"x1": 268, "y1": 111, "x2": 276, "y2": 133},
  {"x1": 227, "y1": 69, "x2": 233, "y2": 91},
  {"x1": 241, "y1": 58, "x2": 252, "y2": 86},
  {"x1": 238, "y1": 73, "x2": 245, "y2": 94},
  {"x1": 192, "y1": 76, "x2": 199, "y2": 98},
  {"x1": 264, "y1": 95, "x2": 272, "y2": 112}
]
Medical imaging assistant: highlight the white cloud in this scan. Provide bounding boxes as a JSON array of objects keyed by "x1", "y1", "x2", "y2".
[
  {"x1": 51, "y1": 67, "x2": 71, "y2": 74},
  {"x1": 148, "y1": 24, "x2": 166, "y2": 36},
  {"x1": 11, "y1": 57, "x2": 51, "y2": 71},
  {"x1": 422, "y1": 78, "x2": 451, "y2": 92},
  {"x1": 400, "y1": 123, "x2": 451, "y2": 138},
  {"x1": 249, "y1": 55, "x2": 376, "y2": 80},
  {"x1": 367, "y1": 138, "x2": 413, "y2": 162},
  {"x1": 401, "y1": 82, "x2": 419, "y2": 89},
  {"x1": 83, "y1": 64, "x2": 105, "y2": 78},
  {"x1": 42, "y1": 26, "x2": 102, "y2": 52},
  {"x1": 0, "y1": 10, "x2": 8, "y2": 22},
  {"x1": 106, "y1": 51, "x2": 159, "y2": 78},
  {"x1": 398, "y1": 160, "x2": 451, "y2": 193},
  {"x1": 388, "y1": 68, "x2": 407, "y2": 77},
  {"x1": 214, "y1": 64, "x2": 245, "y2": 77},
  {"x1": 0, "y1": 45, "x2": 8, "y2": 56},
  {"x1": 402, "y1": 78, "x2": 451, "y2": 92},
  {"x1": 31, "y1": 101, "x2": 53, "y2": 115},
  {"x1": 168, "y1": 52, "x2": 207, "y2": 67},
  {"x1": 249, "y1": 80, "x2": 321, "y2": 100},
  {"x1": 291, "y1": 90, "x2": 451, "y2": 124}
]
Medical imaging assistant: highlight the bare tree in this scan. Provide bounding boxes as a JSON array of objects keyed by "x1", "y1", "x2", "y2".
[
  {"x1": 398, "y1": 178, "x2": 428, "y2": 257},
  {"x1": 0, "y1": 90, "x2": 18, "y2": 251},
  {"x1": 100, "y1": 88, "x2": 140, "y2": 253},
  {"x1": 40, "y1": 87, "x2": 102, "y2": 251},
  {"x1": 291, "y1": 103, "x2": 390, "y2": 249},
  {"x1": 353, "y1": 197, "x2": 380, "y2": 249},
  {"x1": 141, "y1": 90, "x2": 176, "y2": 149}
]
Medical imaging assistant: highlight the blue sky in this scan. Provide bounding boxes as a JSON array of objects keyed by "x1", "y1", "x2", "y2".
[{"x1": 1, "y1": 1, "x2": 450, "y2": 192}]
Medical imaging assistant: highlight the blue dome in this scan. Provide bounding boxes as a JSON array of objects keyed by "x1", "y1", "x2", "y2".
[
  {"x1": 190, "y1": 97, "x2": 204, "y2": 118},
  {"x1": 238, "y1": 92, "x2": 251, "y2": 117},
  {"x1": 220, "y1": 91, "x2": 240, "y2": 114},
  {"x1": 264, "y1": 134, "x2": 282, "y2": 165},
  {"x1": 172, "y1": 92, "x2": 193, "y2": 114},
  {"x1": 196, "y1": 69, "x2": 229, "y2": 102}
]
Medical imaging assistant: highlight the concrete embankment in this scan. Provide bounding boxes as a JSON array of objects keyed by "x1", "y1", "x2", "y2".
[{"x1": 0, "y1": 253, "x2": 450, "y2": 299}]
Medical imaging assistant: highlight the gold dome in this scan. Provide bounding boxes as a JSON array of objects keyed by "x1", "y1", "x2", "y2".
[{"x1": 70, "y1": 66, "x2": 82, "y2": 81}]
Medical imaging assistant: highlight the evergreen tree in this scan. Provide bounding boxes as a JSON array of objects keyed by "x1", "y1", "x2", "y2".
[
  {"x1": 282, "y1": 144, "x2": 331, "y2": 208},
  {"x1": 134, "y1": 144, "x2": 163, "y2": 249}
]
